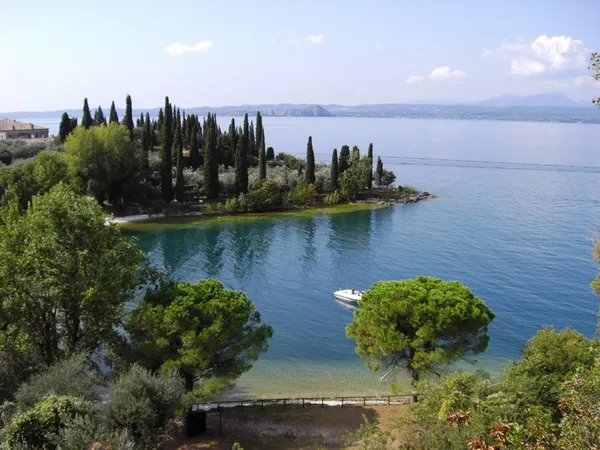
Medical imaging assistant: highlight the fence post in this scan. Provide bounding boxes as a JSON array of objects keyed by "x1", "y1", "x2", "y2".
[
  {"x1": 321, "y1": 398, "x2": 324, "y2": 408},
  {"x1": 364, "y1": 397, "x2": 366, "y2": 406},
  {"x1": 240, "y1": 401, "x2": 243, "y2": 411},
  {"x1": 261, "y1": 400, "x2": 264, "y2": 409},
  {"x1": 283, "y1": 399, "x2": 286, "y2": 409},
  {"x1": 341, "y1": 397, "x2": 344, "y2": 408},
  {"x1": 388, "y1": 395, "x2": 391, "y2": 405},
  {"x1": 302, "y1": 399, "x2": 305, "y2": 408}
]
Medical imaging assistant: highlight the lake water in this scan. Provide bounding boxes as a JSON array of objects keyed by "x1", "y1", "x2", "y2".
[{"x1": 36, "y1": 116, "x2": 600, "y2": 398}]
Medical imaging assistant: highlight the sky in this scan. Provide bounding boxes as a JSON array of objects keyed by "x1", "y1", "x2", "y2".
[{"x1": 1, "y1": 0, "x2": 600, "y2": 112}]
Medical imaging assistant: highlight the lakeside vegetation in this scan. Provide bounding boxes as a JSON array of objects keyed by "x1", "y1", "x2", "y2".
[
  {"x1": 0, "y1": 58, "x2": 598, "y2": 449},
  {"x1": 0, "y1": 94, "x2": 428, "y2": 221}
]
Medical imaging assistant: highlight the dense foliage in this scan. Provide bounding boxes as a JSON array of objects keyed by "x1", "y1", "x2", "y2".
[
  {"x1": 347, "y1": 276, "x2": 495, "y2": 402},
  {"x1": 0, "y1": 184, "x2": 145, "y2": 366},
  {"x1": 125, "y1": 280, "x2": 273, "y2": 401}
]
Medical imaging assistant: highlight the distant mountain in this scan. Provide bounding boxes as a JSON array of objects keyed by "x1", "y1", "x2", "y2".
[{"x1": 472, "y1": 93, "x2": 584, "y2": 108}]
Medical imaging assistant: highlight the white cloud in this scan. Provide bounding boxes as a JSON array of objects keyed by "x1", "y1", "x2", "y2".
[
  {"x1": 375, "y1": 43, "x2": 384, "y2": 53},
  {"x1": 485, "y1": 35, "x2": 587, "y2": 76},
  {"x1": 308, "y1": 35, "x2": 324, "y2": 44},
  {"x1": 166, "y1": 40, "x2": 213, "y2": 55},
  {"x1": 574, "y1": 75, "x2": 600, "y2": 88},
  {"x1": 271, "y1": 37, "x2": 277, "y2": 45},
  {"x1": 429, "y1": 66, "x2": 468, "y2": 83},
  {"x1": 288, "y1": 37, "x2": 301, "y2": 45},
  {"x1": 406, "y1": 75, "x2": 424, "y2": 84}
]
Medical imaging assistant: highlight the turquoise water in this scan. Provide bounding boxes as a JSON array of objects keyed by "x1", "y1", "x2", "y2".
[{"x1": 124, "y1": 118, "x2": 600, "y2": 398}]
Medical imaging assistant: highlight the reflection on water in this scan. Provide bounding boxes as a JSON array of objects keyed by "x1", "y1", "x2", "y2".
[{"x1": 126, "y1": 162, "x2": 600, "y2": 397}]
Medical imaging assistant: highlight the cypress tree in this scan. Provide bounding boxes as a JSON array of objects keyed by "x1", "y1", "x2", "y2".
[
  {"x1": 145, "y1": 112, "x2": 152, "y2": 146},
  {"x1": 123, "y1": 94, "x2": 134, "y2": 139},
  {"x1": 376, "y1": 156, "x2": 384, "y2": 188},
  {"x1": 157, "y1": 108, "x2": 164, "y2": 132},
  {"x1": 367, "y1": 143, "x2": 374, "y2": 189},
  {"x1": 161, "y1": 97, "x2": 173, "y2": 202},
  {"x1": 235, "y1": 133, "x2": 248, "y2": 194},
  {"x1": 93, "y1": 106, "x2": 106, "y2": 126},
  {"x1": 189, "y1": 123, "x2": 201, "y2": 170},
  {"x1": 255, "y1": 112, "x2": 263, "y2": 158},
  {"x1": 69, "y1": 117, "x2": 78, "y2": 133},
  {"x1": 339, "y1": 145, "x2": 350, "y2": 175},
  {"x1": 81, "y1": 98, "x2": 92, "y2": 129},
  {"x1": 258, "y1": 130, "x2": 266, "y2": 180},
  {"x1": 203, "y1": 114, "x2": 219, "y2": 199},
  {"x1": 351, "y1": 145, "x2": 360, "y2": 162},
  {"x1": 175, "y1": 114, "x2": 185, "y2": 202},
  {"x1": 59, "y1": 112, "x2": 71, "y2": 143},
  {"x1": 142, "y1": 113, "x2": 151, "y2": 174},
  {"x1": 186, "y1": 114, "x2": 195, "y2": 146},
  {"x1": 266, "y1": 147, "x2": 275, "y2": 161},
  {"x1": 331, "y1": 148, "x2": 339, "y2": 189},
  {"x1": 228, "y1": 119, "x2": 237, "y2": 169},
  {"x1": 249, "y1": 121, "x2": 256, "y2": 158},
  {"x1": 243, "y1": 113, "x2": 249, "y2": 143},
  {"x1": 172, "y1": 108, "x2": 181, "y2": 165},
  {"x1": 109, "y1": 100, "x2": 119, "y2": 125},
  {"x1": 305, "y1": 136, "x2": 315, "y2": 184}
]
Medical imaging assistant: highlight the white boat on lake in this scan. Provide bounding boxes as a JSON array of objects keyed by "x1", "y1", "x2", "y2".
[{"x1": 333, "y1": 289, "x2": 364, "y2": 305}]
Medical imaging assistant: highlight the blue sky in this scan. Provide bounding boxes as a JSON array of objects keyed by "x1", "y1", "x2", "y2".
[{"x1": 1, "y1": 0, "x2": 599, "y2": 112}]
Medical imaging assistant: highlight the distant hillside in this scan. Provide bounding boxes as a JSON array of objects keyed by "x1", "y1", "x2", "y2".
[{"x1": 473, "y1": 93, "x2": 584, "y2": 108}]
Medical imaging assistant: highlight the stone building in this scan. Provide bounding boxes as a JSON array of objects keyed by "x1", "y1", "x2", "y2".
[{"x1": 0, "y1": 119, "x2": 49, "y2": 140}]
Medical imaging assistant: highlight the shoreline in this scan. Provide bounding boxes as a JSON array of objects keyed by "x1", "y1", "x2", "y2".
[{"x1": 109, "y1": 192, "x2": 435, "y2": 227}]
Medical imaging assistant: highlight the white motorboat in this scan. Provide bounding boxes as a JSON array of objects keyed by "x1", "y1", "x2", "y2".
[{"x1": 334, "y1": 289, "x2": 363, "y2": 305}]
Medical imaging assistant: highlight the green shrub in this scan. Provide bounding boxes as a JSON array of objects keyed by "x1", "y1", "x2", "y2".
[
  {"x1": 323, "y1": 191, "x2": 341, "y2": 205},
  {"x1": 54, "y1": 414, "x2": 136, "y2": 450},
  {"x1": 244, "y1": 180, "x2": 282, "y2": 211},
  {"x1": 223, "y1": 197, "x2": 239, "y2": 213},
  {"x1": 15, "y1": 353, "x2": 100, "y2": 411},
  {"x1": 3, "y1": 394, "x2": 90, "y2": 449},
  {"x1": 103, "y1": 365, "x2": 184, "y2": 449},
  {"x1": 284, "y1": 182, "x2": 317, "y2": 207}
]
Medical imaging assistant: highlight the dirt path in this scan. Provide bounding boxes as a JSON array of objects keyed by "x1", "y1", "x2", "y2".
[{"x1": 173, "y1": 404, "x2": 405, "y2": 449}]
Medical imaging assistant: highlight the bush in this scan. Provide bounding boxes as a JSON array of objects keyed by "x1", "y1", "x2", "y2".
[
  {"x1": 284, "y1": 182, "x2": 317, "y2": 207},
  {"x1": 315, "y1": 165, "x2": 332, "y2": 193},
  {"x1": 223, "y1": 196, "x2": 239, "y2": 213},
  {"x1": 54, "y1": 414, "x2": 136, "y2": 450},
  {"x1": 323, "y1": 191, "x2": 341, "y2": 205},
  {"x1": 244, "y1": 180, "x2": 282, "y2": 211},
  {"x1": 3, "y1": 394, "x2": 90, "y2": 449},
  {"x1": 14, "y1": 353, "x2": 100, "y2": 411},
  {"x1": 400, "y1": 185, "x2": 417, "y2": 195},
  {"x1": 103, "y1": 365, "x2": 184, "y2": 449}
]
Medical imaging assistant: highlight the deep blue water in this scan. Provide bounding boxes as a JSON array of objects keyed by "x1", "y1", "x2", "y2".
[{"x1": 120, "y1": 117, "x2": 600, "y2": 397}]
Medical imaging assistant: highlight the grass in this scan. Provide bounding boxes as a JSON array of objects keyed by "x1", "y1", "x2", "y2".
[{"x1": 117, "y1": 203, "x2": 391, "y2": 232}]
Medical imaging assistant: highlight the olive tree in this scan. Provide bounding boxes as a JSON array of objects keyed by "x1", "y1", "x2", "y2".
[{"x1": 346, "y1": 276, "x2": 495, "y2": 402}]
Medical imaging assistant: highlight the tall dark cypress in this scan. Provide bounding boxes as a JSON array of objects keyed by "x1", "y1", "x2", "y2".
[
  {"x1": 189, "y1": 124, "x2": 201, "y2": 170},
  {"x1": 161, "y1": 97, "x2": 173, "y2": 202},
  {"x1": 266, "y1": 147, "x2": 275, "y2": 161},
  {"x1": 255, "y1": 112, "x2": 263, "y2": 157},
  {"x1": 81, "y1": 98, "x2": 92, "y2": 129},
  {"x1": 175, "y1": 114, "x2": 185, "y2": 202},
  {"x1": 376, "y1": 156, "x2": 384, "y2": 187},
  {"x1": 243, "y1": 113, "x2": 249, "y2": 144},
  {"x1": 123, "y1": 94, "x2": 134, "y2": 139},
  {"x1": 59, "y1": 113, "x2": 71, "y2": 143},
  {"x1": 367, "y1": 143, "x2": 374, "y2": 189},
  {"x1": 157, "y1": 108, "x2": 164, "y2": 132},
  {"x1": 258, "y1": 130, "x2": 266, "y2": 180},
  {"x1": 142, "y1": 113, "x2": 152, "y2": 174},
  {"x1": 138, "y1": 112, "x2": 144, "y2": 128},
  {"x1": 305, "y1": 136, "x2": 316, "y2": 184},
  {"x1": 94, "y1": 106, "x2": 106, "y2": 126},
  {"x1": 109, "y1": 100, "x2": 119, "y2": 125},
  {"x1": 331, "y1": 148, "x2": 339, "y2": 189},
  {"x1": 339, "y1": 145, "x2": 350, "y2": 175},
  {"x1": 203, "y1": 114, "x2": 219, "y2": 199},
  {"x1": 249, "y1": 121, "x2": 256, "y2": 158},
  {"x1": 69, "y1": 117, "x2": 78, "y2": 133},
  {"x1": 235, "y1": 133, "x2": 248, "y2": 194}
]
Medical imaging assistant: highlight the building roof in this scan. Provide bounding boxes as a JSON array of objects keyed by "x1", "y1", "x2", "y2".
[{"x1": 0, "y1": 119, "x2": 49, "y2": 132}]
